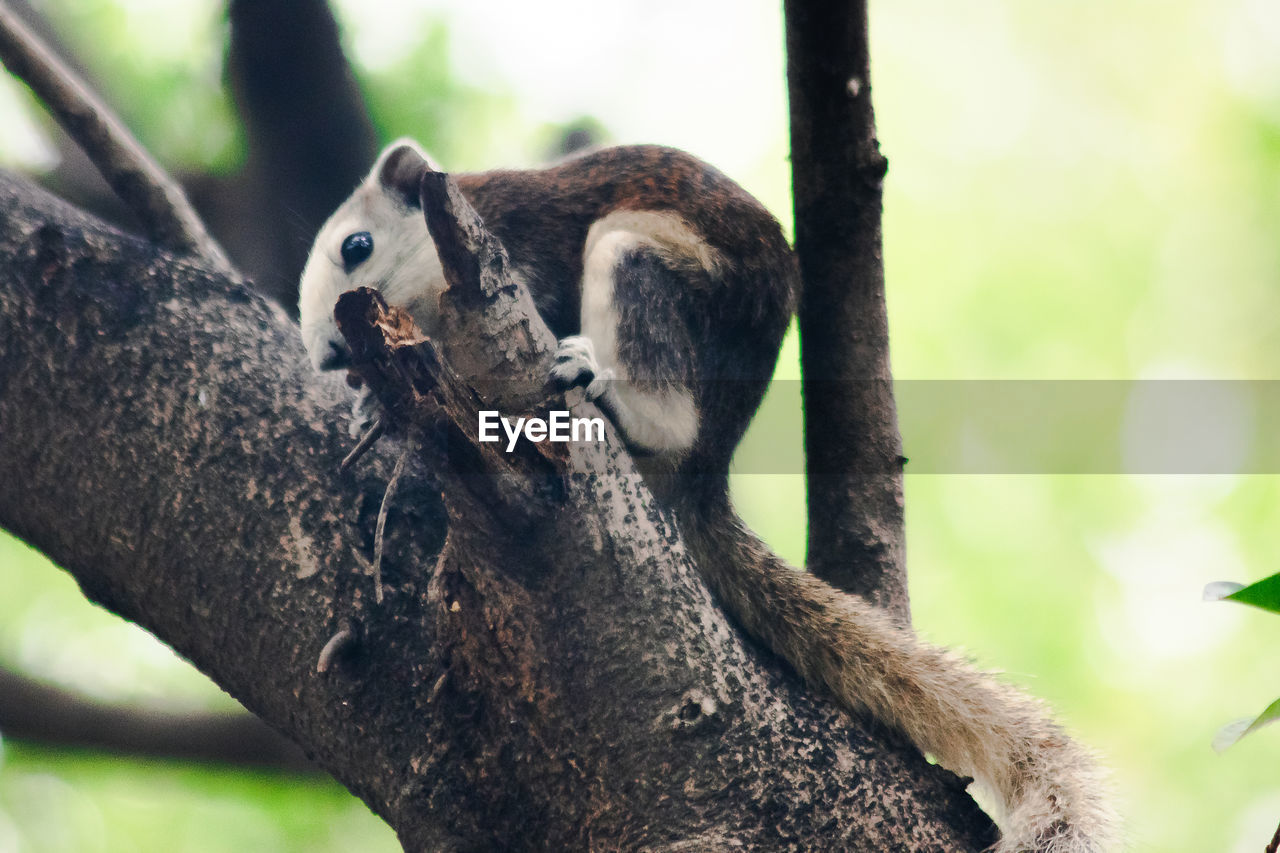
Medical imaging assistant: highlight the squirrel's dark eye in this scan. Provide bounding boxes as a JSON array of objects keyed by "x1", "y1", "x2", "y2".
[{"x1": 340, "y1": 231, "x2": 374, "y2": 270}]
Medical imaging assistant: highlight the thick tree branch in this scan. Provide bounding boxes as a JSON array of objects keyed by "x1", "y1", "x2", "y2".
[
  {"x1": 0, "y1": 666, "x2": 316, "y2": 772},
  {"x1": 0, "y1": 170, "x2": 994, "y2": 850},
  {"x1": 0, "y1": 0, "x2": 233, "y2": 276},
  {"x1": 786, "y1": 0, "x2": 908, "y2": 617}
]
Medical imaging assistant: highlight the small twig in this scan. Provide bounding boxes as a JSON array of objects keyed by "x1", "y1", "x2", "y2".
[
  {"x1": 0, "y1": 1, "x2": 234, "y2": 276},
  {"x1": 426, "y1": 670, "x2": 449, "y2": 704},
  {"x1": 372, "y1": 437, "x2": 413, "y2": 604},
  {"x1": 316, "y1": 621, "x2": 358, "y2": 674},
  {"x1": 340, "y1": 416, "x2": 385, "y2": 473},
  {"x1": 1265, "y1": 818, "x2": 1279, "y2": 853}
]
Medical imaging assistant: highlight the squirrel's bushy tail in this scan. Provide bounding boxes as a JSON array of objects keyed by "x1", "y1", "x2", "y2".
[{"x1": 677, "y1": 495, "x2": 1118, "y2": 853}]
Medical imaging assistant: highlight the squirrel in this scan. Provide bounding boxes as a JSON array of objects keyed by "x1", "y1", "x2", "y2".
[{"x1": 299, "y1": 139, "x2": 1117, "y2": 852}]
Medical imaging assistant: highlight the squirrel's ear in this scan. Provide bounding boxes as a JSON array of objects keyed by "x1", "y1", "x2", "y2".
[{"x1": 371, "y1": 139, "x2": 437, "y2": 209}]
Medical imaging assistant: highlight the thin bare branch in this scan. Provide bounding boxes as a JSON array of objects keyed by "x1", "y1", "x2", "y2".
[
  {"x1": 786, "y1": 0, "x2": 908, "y2": 618},
  {"x1": 372, "y1": 440, "x2": 413, "y2": 603},
  {"x1": 0, "y1": 0, "x2": 234, "y2": 275}
]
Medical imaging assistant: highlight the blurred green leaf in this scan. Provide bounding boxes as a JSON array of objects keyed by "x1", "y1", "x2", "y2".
[
  {"x1": 1202, "y1": 581, "x2": 1245, "y2": 602},
  {"x1": 1204, "y1": 572, "x2": 1280, "y2": 614},
  {"x1": 1212, "y1": 698, "x2": 1280, "y2": 753}
]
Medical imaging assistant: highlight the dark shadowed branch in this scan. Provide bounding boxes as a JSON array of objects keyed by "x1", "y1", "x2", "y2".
[
  {"x1": 0, "y1": 666, "x2": 316, "y2": 772},
  {"x1": 224, "y1": 0, "x2": 379, "y2": 308},
  {"x1": 786, "y1": 0, "x2": 908, "y2": 617}
]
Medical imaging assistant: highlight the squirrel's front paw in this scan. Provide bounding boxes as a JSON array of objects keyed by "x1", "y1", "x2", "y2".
[{"x1": 550, "y1": 336, "x2": 614, "y2": 401}]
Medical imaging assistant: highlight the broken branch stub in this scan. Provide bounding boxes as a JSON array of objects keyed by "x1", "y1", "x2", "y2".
[
  {"x1": 331, "y1": 159, "x2": 583, "y2": 526},
  {"x1": 419, "y1": 169, "x2": 491, "y2": 305},
  {"x1": 415, "y1": 161, "x2": 555, "y2": 412},
  {"x1": 332, "y1": 288, "x2": 566, "y2": 525}
]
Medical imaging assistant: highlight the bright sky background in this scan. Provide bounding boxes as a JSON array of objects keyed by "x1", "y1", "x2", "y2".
[{"x1": 334, "y1": 0, "x2": 789, "y2": 176}]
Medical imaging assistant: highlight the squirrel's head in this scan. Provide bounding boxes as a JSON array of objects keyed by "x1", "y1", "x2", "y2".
[{"x1": 298, "y1": 139, "x2": 446, "y2": 372}]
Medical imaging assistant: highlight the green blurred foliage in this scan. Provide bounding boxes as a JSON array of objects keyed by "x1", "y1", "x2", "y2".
[
  {"x1": 37, "y1": 0, "x2": 241, "y2": 172},
  {"x1": 1209, "y1": 574, "x2": 1280, "y2": 751},
  {"x1": 0, "y1": 737, "x2": 393, "y2": 853},
  {"x1": 1221, "y1": 570, "x2": 1280, "y2": 614},
  {"x1": 0, "y1": 534, "x2": 400, "y2": 852},
  {"x1": 352, "y1": 18, "x2": 558, "y2": 170},
  {"x1": 1, "y1": 0, "x2": 1280, "y2": 851},
  {"x1": 739, "y1": 1, "x2": 1280, "y2": 850}
]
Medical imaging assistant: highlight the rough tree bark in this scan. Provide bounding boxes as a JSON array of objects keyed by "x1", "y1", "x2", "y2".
[
  {"x1": 0, "y1": 0, "x2": 344, "y2": 764},
  {"x1": 0, "y1": 168, "x2": 995, "y2": 849},
  {"x1": 787, "y1": 0, "x2": 909, "y2": 618}
]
